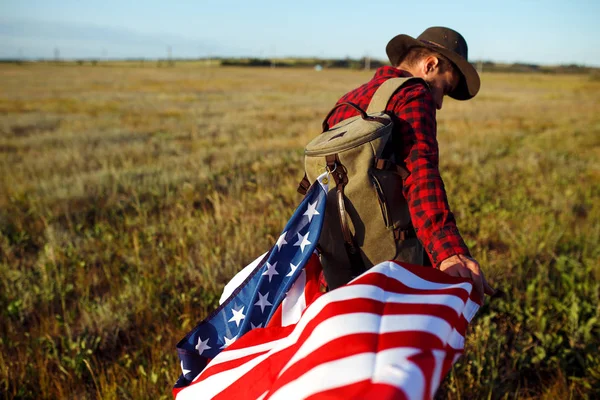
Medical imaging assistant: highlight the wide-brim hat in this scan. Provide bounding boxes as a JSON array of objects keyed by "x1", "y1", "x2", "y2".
[{"x1": 386, "y1": 26, "x2": 480, "y2": 100}]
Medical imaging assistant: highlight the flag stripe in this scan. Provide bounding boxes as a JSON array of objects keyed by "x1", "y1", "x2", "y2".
[
  {"x1": 219, "y1": 252, "x2": 268, "y2": 305},
  {"x1": 281, "y1": 269, "x2": 307, "y2": 327},
  {"x1": 201, "y1": 335, "x2": 288, "y2": 367},
  {"x1": 352, "y1": 261, "x2": 475, "y2": 293},
  {"x1": 305, "y1": 381, "x2": 409, "y2": 400}
]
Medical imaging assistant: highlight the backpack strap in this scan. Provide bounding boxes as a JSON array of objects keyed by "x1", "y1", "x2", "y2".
[
  {"x1": 373, "y1": 157, "x2": 409, "y2": 180},
  {"x1": 366, "y1": 77, "x2": 421, "y2": 114},
  {"x1": 326, "y1": 154, "x2": 366, "y2": 278},
  {"x1": 297, "y1": 173, "x2": 310, "y2": 195}
]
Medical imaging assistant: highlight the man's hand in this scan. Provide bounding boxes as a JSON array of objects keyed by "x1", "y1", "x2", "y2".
[{"x1": 438, "y1": 254, "x2": 495, "y2": 302}]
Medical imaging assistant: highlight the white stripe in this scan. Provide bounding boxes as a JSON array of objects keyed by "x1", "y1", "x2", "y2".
[
  {"x1": 429, "y1": 349, "x2": 447, "y2": 396},
  {"x1": 281, "y1": 269, "x2": 306, "y2": 327},
  {"x1": 202, "y1": 337, "x2": 286, "y2": 366},
  {"x1": 447, "y1": 328, "x2": 465, "y2": 350},
  {"x1": 463, "y1": 298, "x2": 479, "y2": 322},
  {"x1": 219, "y1": 252, "x2": 267, "y2": 305},
  {"x1": 269, "y1": 353, "x2": 379, "y2": 400},
  {"x1": 371, "y1": 348, "x2": 426, "y2": 400},
  {"x1": 270, "y1": 348, "x2": 426, "y2": 400},
  {"x1": 278, "y1": 312, "x2": 454, "y2": 378},
  {"x1": 370, "y1": 261, "x2": 474, "y2": 293},
  {"x1": 383, "y1": 291, "x2": 468, "y2": 310}
]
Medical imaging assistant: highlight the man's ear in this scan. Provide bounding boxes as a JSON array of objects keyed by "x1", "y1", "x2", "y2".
[{"x1": 423, "y1": 56, "x2": 439, "y2": 75}]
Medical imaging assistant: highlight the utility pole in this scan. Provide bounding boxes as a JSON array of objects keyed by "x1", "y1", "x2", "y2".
[
  {"x1": 54, "y1": 47, "x2": 60, "y2": 63},
  {"x1": 365, "y1": 55, "x2": 371, "y2": 71}
]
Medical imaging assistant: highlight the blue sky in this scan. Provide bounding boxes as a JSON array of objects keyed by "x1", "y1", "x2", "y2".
[{"x1": 1, "y1": 0, "x2": 599, "y2": 66}]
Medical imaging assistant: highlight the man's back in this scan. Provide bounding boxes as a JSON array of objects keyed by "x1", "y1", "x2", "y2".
[
  {"x1": 314, "y1": 26, "x2": 494, "y2": 299},
  {"x1": 320, "y1": 65, "x2": 470, "y2": 288}
]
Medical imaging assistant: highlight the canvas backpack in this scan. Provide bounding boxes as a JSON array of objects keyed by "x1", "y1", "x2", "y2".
[{"x1": 298, "y1": 77, "x2": 425, "y2": 289}]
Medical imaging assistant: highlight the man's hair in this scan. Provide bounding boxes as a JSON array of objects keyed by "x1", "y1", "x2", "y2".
[{"x1": 398, "y1": 46, "x2": 453, "y2": 73}]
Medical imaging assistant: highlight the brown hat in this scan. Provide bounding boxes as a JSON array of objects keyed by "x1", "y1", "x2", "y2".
[{"x1": 386, "y1": 26, "x2": 480, "y2": 100}]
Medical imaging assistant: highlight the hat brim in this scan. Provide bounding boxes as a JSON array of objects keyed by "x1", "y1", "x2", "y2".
[{"x1": 386, "y1": 34, "x2": 480, "y2": 100}]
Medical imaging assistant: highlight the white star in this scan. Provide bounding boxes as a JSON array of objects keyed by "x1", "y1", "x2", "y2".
[
  {"x1": 195, "y1": 337, "x2": 211, "y2": 355},
  {"x1": 303, "y1": 201, "x2": 320, "y2": 222},
  {"x1": 220, "y1": 335, "x2": 237, "y2": 349},
  {"x1": 250, "y1": 321, "x2": 263, "y2": 329},
  {"x1": 262, "y1": 261, "x2": 279, "y2": 282},
  {"x1": 294, "y1": 231, "x2": 311, "y2": 253},
  {"x1": 228, "y1": 306, "x2": 246, "y2": 327},
  {"x1": 254, "y1": 292, "x2": 272, "y2": 313},
  {"x1": 275, "y1": 231, "x2": 288, "y2": 251},
  {"x1": 287, "y1": 262, "x2": 299, "y2": 277},
  {"x1": 181, "y1": 361, "x2": 192, "y2": 376}
]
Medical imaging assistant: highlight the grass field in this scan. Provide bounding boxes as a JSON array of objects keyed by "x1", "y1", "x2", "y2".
[{"x1": 1, "y1": 63, "x2": 599, "y2": 399}]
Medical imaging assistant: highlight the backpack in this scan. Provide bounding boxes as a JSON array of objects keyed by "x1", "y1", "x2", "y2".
[{"x1": 298, "y1": 77, "x2": 425, "y2": 289}]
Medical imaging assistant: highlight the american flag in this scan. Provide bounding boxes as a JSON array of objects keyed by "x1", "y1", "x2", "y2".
[{"x1": 173, "y1": 174, "x2": 480, "y2": 399}]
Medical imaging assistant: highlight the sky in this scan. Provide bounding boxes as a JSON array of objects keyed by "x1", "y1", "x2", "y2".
[{"x1": 1, "y1": 0, "x2": 599, "y2": 66}]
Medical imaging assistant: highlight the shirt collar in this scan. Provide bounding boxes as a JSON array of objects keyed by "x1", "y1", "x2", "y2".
[{"x1": 373, "y1": 66, "x2": 412, "y2": 80}]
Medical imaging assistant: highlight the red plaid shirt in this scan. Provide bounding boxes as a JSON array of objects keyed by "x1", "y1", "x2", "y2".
[{"x1": 327, "y1": 66, "x2": 470, "y2": 267}]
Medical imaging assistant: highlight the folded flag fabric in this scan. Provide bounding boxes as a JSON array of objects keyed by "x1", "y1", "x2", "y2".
[
  {"x1": 174, "y1": 173, "x2": 328, "y2": 392},
  {"x1": 173, "y1": 174, "x2": 480, "y2": 399}
]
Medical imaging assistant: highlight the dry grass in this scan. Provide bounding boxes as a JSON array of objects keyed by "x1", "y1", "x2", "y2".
[{"x1": 0, "y1": 63, "x2": 599, "y2": 399}]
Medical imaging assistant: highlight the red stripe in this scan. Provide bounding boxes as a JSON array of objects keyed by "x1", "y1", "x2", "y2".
[
  {"x1": 456, "y1": 315, "x2": 469, "y2": 337},
  {"x1": 305, "y1": 381, "x2": 408, "y2": 400},
  {"x1": 303, "y1": 255, "x2": 324, "y2": 306},
  {"x1": 387, "y1": 262, "x2": 483, "y2": 305},
  {"x1": 196, "y1": 326, "x2": 294, "y2": 383},
  {"x1": 196, "y1": 351, "x2": 269, "y2": 383},
  {"x1": 351, "y1": 271, "x2": 471, "y2": 303},
  {"x1": 267, "y1": 303, "x2": 283, "y2": 328}
]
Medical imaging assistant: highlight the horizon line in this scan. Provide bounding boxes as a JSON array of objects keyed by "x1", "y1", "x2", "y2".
[{"x1": 1, "y1": 56, "x2": 599, "y2": 69}]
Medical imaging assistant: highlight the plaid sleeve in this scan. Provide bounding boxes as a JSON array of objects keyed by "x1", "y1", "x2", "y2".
[{"x1": 390, "y1": 83, "x2": 471, "y2": 267}]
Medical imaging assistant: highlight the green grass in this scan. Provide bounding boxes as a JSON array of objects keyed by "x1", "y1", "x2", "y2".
[{"x1": 0, "y1": 64, "x2": 599, "y2": 399}]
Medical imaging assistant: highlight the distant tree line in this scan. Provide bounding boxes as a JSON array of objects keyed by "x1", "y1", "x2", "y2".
[
  {"x1": 476, "y1": 61, "x2": 595, "y2": 74},
  {"x1": 219, "y1": 57, "x2": 385, "y2": 69}
]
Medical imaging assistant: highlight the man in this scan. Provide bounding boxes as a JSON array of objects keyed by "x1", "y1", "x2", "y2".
[{"x1": 325, "y1": 27, "x2": 494, "y2": 300}]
